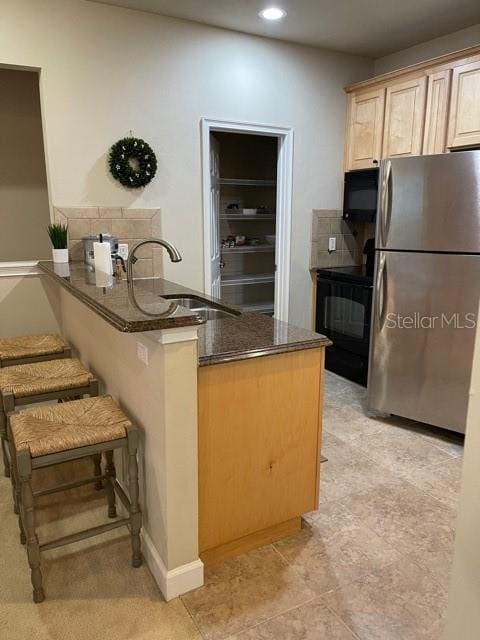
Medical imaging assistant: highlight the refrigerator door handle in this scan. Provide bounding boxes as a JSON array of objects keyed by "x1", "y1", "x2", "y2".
[
  {"x1": 375, "y1": 253, "x2": 388, "y2": 331},
  {"x1": 379, "y1": 160, "x2": 392, "y2": 246}
]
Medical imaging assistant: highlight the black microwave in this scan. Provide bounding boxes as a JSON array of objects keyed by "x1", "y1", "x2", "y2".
[{"x1": 343, "y1": 167, "x2": 379, "y2": 223}]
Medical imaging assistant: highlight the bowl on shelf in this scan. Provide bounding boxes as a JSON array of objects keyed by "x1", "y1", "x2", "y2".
[{"x1": 265, "y1": 235, "x2": 276, "y2": 245}]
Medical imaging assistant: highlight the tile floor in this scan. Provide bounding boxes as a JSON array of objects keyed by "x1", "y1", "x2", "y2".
[
  {"x1": 180, "y1": 372, "x2": 464, "y2": 640},
  {"x1": 0, "y1": 371, "x2": 464, "y2": 640}
]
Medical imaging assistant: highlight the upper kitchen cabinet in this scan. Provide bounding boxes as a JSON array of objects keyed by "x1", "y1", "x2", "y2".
[
  {"x1": 447, "y1": 60, "x2": 480, "y2": 149},
  {"x1": 344, "y1": 44, "x2": 480, "y2": 164},
  {"x1": 345, "y1": 88, "x2": 385, "y2": 170},
  {"x1": 423, "y1": 70, "x2": 451, "y2": 155},
  {"x1": 382, "y1": 76, "x2": 427, "y2": 158}
]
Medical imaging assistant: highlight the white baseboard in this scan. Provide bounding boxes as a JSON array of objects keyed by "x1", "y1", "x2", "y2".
[{"x1": 141, "y1": 529, "x2": 204, "y2": 601}]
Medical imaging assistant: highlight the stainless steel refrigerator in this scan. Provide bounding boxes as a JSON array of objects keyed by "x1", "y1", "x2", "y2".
[{"x1": 368, "y1": 150, "x2": 480, "y2": 434}]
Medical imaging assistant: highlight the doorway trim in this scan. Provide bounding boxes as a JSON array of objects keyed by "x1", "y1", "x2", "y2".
[{"x1": 201, "y1": 118, "x2": 294, "y2": 323}]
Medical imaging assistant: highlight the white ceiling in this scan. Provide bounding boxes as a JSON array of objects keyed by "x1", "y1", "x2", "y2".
[{"x1": 89, "y1": 0, "x2": 480, "y2": 58}]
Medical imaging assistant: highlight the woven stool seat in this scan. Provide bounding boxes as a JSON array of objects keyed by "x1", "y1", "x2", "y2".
[
  {"x1": 0, "y1": 334, "x2": 67, "y2": 365},
  {"x1": 10, "y1": 396, "x2": 131, "y2": 458},
  {"x1": 0, "y1": 358, "x2": 94, "y2": 399}
]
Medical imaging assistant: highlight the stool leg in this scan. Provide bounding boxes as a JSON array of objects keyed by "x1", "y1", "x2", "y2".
[
  {"x1": 0, "y1": 411, "x2": 10, "y2": 478},
  {"x1": 9, "y1": 449, "x2": 18, "y2": 515},
  {"x1": 92, "y1": 453, "x2": 103, "y2": 491},
  {"x1": 1, "y1": 437, "x2": 10, "y2": 478},
  {"x1": 13, "y1": 465, "x2": 24, "y2": 541},
  {"x1": 104, "y1": 450, "x2": 117, "y2": 519},
  {"x1": 10, "y1": 445, "x2": 25, "y2": 543},
  {"x1": 5, "y1": 414, "x2": 19, "y2": 516},
  {"x1": 17, "y1": 451, "x2": 44, "y2": 603},
  {"x1": 127, "y1": 428, "x2": 142, "y2": 568}
]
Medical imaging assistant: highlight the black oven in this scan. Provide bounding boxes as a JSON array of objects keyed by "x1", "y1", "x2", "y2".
[
  {"x1": 343, "y1": 168, "x2": 379, "y2": 223},
  {"x1": 316, "y1": 266, "x2": 373, "y2": 386}
]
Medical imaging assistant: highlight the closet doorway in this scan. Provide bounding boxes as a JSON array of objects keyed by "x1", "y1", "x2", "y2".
[{"x1": 201, "y1": 119, "x2": 293, "y2": 322}]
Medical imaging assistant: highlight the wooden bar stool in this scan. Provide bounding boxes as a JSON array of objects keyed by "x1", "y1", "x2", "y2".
[
  {"x1": 8, "y1": 395, "x2": 142, "y2": 603},
  {"x1": 0, "y1": 358, "x2": 98, "y2": 481},
  {"x1": 0, "y1": 334, "x2": 71, "y2": 368}
]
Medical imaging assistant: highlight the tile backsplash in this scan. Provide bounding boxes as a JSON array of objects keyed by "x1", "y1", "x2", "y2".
[
  {"x1": 310, "y1": 209, "x2": 367, "y2": 269},
  {"x1": 53, "y1": 207, "x2": 161, "y2": 277}
]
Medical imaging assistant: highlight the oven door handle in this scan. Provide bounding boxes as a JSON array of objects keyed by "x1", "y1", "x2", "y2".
[{"x1": 375, "y1": 254, "x2": 388, "y2": 331}]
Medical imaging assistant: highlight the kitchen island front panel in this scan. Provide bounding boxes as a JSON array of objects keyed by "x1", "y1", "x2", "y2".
[{"x1": 198, "y1": 347, "x2": 325, "y2": 565}]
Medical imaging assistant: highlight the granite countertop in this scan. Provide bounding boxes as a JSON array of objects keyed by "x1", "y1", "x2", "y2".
[
  {"x1": 39, "y1": 261, "x2": 330, "y2": 365},
  {"x1": 38, "y1": 261, "x2": 205, "y2": 332},
  {"x1": 197, "y1": 313, "x2": 331, "y2": 366}
]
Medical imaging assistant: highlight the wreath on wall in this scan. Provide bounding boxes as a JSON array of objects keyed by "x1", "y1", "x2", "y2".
[{"x1": 108, "y1": 136, "x2": 157, "y2": 188}]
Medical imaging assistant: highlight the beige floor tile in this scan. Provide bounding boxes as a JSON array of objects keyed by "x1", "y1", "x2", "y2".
[
  {"x1": 226, "y1": 598, "x2": 357, "y2": 639},
  {"x1": 323, "y1": 405, "x2": 403, "y2": 444},
  {"x1": 320, "y1": 433, "x2": 397, "y2": 502},
  {"x1": 404, "y1": 457, "x2": 464, "y2": 509},
  {"x1": 413, "y1": 422, "x2": 464, "y2": 458},
  {"x1": 274, "y1": 502, "x2": 401, "y2": 595},
  {"x1": 338, "y1": 480, "x2": 456, "y2": 555},
  {"x1": 353, "y1": 422, "x2": 455, "y2": 477},
  {"x1": 323, "y1": 557, "x2": 448, "y2": 640},
  {"x1": 181, "y1": 546, "x2": 316, "y2": 640},
  {"x1": 405, "y1": 546, "x2": 455, "y2": 593}
]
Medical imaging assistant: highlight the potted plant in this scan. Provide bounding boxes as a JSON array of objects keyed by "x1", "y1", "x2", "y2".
[{"x1": 47, "y1": 223, "x2": 69, "y2": 263}]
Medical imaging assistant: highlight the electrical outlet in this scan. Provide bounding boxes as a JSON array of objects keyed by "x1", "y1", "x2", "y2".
[
  {"x1": 136, "y1": 341, "x2": 149, "y2": 365},
  {"x1": 328, "y1": 237, "x2": 336, "y2": 252},
  {"x1": 118, "y1": 243, "x2": 129, "y2": 260}
]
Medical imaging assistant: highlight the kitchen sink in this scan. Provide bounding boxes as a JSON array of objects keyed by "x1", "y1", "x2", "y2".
[
  {"x1": 162, "y1": 296, "x2": 209, "y2": 309},
  {"x1": 161, "y1": 295, "x2": 238, "y2": 319},
  {"x1": 194, "y1": 308, "x2": 234, "y2": 320}
]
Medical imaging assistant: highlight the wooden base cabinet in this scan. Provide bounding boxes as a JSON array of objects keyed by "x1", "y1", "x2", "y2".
[{"x1": 198, "y1": 348, "x2": 324, "y2": 565}]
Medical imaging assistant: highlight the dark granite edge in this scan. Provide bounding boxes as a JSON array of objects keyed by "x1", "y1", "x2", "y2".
[
  {"x1": 199, "y1": 335, "x2": 332, "y2": 367},
  {"x1": 38, "y1": 262, "x2": 205, "y2": 333}
]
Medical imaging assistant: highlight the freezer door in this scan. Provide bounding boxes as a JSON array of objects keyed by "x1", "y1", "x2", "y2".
[
  {"x1": 377, "y1": 151, "x2": 480, "y2": 252},
  {"x1": 368, "y1": 251, "x2": 480, "y2": 432}
]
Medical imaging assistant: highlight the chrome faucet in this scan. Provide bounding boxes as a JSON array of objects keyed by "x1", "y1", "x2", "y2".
[{"x1": 126, "y1": 238, "x2": 182, "y2": 282}]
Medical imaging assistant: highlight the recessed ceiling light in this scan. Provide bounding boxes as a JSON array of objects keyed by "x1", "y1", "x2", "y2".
[{"x1": 259, "y1": 7, "x2": 287, "y2": 21}]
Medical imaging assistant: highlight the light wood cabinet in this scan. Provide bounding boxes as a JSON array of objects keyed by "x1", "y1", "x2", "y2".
[
  {"x1": 382, "y1": 76, "x2": 427, "y2": 159},
  {"x1": 344, "y1": 44, "x2": 480, "y2": 167},
  {"x1": 447, "y1": 60, "x2": 480, "y2": 149},
  {"x1": 423, "y1": 70, "x2": 451, "y2": 154},
  {"x1": 198, "y1": 348, "x2": 324, "y2": 565},
  {"x1": 345, "y1": 88, "x2": 385, "y2": 170}
]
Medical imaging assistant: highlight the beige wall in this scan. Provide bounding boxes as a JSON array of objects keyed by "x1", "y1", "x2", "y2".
[
  {"x1": 0, "y1": 69, "x2": 51, "y2": 261},
  {"x1": 443, "y1": 324, "x2": 480, "y2": 639},
  {"x1": 0, "y1": 274, "x2": 60, "y2": 336},
  {"x1": 374, "y1": 24, "x2": 480, "y2": 75},
  {"x1": 0, "y1": 0, "x2": 372, "y2": 329}
]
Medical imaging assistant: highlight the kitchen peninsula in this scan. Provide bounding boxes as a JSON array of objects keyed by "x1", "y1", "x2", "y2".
[{"x1": 38, "y1": 261, "x2": 329, "y2": 597}]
